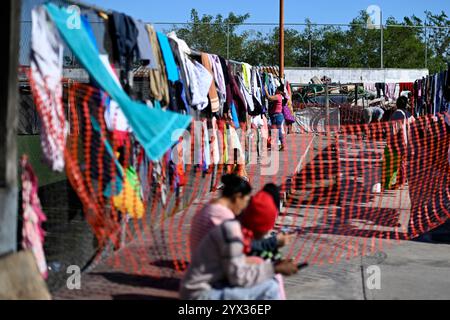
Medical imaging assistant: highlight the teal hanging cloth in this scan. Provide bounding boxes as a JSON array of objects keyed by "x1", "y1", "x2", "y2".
[
  {"x1": 89, "y1": 116, "x2": 124, "y2": 197},
  {"x1": 230, "y1": 102, "x2": 241, "y2": 129},
  {"x1": 156, "y1": 32, "x2": 179, "y2": 82},
  {"x1": 45, "y1": 3, "x2": 192, "y2": 161}
]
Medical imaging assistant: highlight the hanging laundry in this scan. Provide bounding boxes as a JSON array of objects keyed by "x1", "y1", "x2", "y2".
[
  {"x1": 89, "y1": 116, "x2": 125, "y2": 198},
  {"x1": 230, "y1": 102, "x2": 241, "y2": 129},
  {"x1": 30, "y1": 6, "x2": 66, "y2": 172},
  {"x1": 208, "y1": 54, "x2": 227, "y2": 111},
  {"x1": 145, "y1": 25, "x2": 170, "y2": 105},
  {"x1": 201, "y1": 53, "x2": 220, "y2": 113},
  {"x1": 82, "y1": 17, "x2": 132, "y2": 145},
  {"x1": 444, "y1": 64, "x2": 450, "y2": 102},
  {"x1": 184, "y1": 58, "x2": 213, "y2": 111},
  {"x1": 110, "y1": 12, "x2": 139, "y2": 63},
  {"x1": 202, "y1": 120, "x2": 211, "y2": 172},
  {"x1": 133, "y1": 19, "x2": 158, "y2": 69},
  {"x1": 251, "y1": 67, "x2": 263, "y2": 107},
  {"x1": 222, "y1": 122, "x2": 229, "y2": 165},
  {"x1": 227, "y1": 64, "x2": 247, "y2": 123},
  {"x1": 82, "y1": 15, "x2": 99, "y2": 52},
  {"x1": 156, "y1": 32, "x2": 180, "y2": 82},
  {"x1": 45, "y1": 3, "x2": 192, "y2": 161},
  {"x1": 218, "y1": 56, "x2": 232, "y2": 114},
  {"x1": 109, "y1": 11, "x2": 139, "y2": 91},
  {"x1": 157, "y1": 32, "x2": 188, "y2": 113},
  {"x1": 21, "y1": 156, "x2": 48, "y2": 279},
  {"x1": 152, "y1": 160, "x2": 168, "y2": 207},
  {"x1": 385, "y1": 83, "x2": 398, "y2": 101},
  {"x1": 168, "y1": 31, "x2": 193, "y2": 104},
  {"x1": 237, "y1": 74, "x2": 255, "y2": 113},
  {"x1": 210, "y1": 117, "x2": 221, "y2": 165},
  {"x1": 174, "y1": 139, "x2": 187, "y2": 187},
  {"x1": 242, "y1": 63, "x2": 252, "y2": 91},
  {"x1": 88, "y1": 26, "x2": 131, "y2": 135},
  {"x1": 228, "y1": 125, "x2": 245, "y2": 165},
  {"x1": 112, "y1": 166, "x2": 145, "y2": 219},
  {"x1": 104, "y1": 95, "x2": 131, "y2": 133}
]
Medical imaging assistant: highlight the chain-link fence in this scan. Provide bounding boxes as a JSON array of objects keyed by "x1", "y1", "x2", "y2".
[
  {"x1": 16, "y1": 0, "x2": 450, "y2": 295},
  {"x1": 19, "y1": 5, "x2": 450, "y2": 71}
]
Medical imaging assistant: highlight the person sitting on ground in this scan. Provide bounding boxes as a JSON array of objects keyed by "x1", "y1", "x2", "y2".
[
  {"x1": 179, "y1": 191, "x2": 298, "y2": 300},
  {"x1": 189, "y1": 174, "x2": 252, "y2": 254}
]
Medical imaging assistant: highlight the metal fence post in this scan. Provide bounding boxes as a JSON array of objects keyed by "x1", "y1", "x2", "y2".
[
  {"x1": 425, "y1": 22, "x2": 428, "y2": 69},
  {"x1": 226, "y1": 23, "x2": 230, "y2": 60},
  {"x1": 325, "y1": 83, "x2": 330, "y2": 133},
  {"x1": 0, "y1": 0, "x2": 21, "y2": 256},
  {"x1": 380, "y1": 10, "x2": 384, "y2": 69}
]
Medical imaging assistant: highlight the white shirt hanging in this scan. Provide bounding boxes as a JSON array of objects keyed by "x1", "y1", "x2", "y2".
[{"x1": 30, "y1": 6, "x2": 66, "y2": 172}]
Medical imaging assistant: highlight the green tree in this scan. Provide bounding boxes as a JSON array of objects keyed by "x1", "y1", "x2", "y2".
[
  {"x1": 384, "y1": 16, "x2": 427, "y2": 69},
  {"x1": 174, "y1": 9, "x2": 250, "y2": 59},
  {"x1": 424, "y1": 11, "x2": 450, "y2": 73},
  {"x1": 172, "y1": 8, "x2": 449, "y2": 72}
]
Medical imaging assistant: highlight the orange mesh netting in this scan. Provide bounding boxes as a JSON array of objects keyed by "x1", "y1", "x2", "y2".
[{"x1": 30, "y1": 79, "x2": 450, "y2": 275}]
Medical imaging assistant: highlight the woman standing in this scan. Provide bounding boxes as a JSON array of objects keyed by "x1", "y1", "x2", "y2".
[{"x1": 265, "y1": 85, "x2": 286, "y2": 151}]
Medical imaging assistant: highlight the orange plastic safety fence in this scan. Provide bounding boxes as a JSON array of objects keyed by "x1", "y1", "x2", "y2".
[{"x1": 30, "y1": 80, "x2": 450, "y2": 277}]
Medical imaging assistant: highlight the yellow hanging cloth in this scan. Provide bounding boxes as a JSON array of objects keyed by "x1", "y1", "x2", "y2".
[{"x1": 113, "y1": 167, "x2": 145, "y2": 219}]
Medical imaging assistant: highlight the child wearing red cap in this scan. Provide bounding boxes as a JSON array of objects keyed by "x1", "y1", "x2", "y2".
[{"x1": 240, "y1": 185, "x2": 294, "y2": 262}]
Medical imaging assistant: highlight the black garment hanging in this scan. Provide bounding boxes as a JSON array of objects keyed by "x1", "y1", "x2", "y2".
[
  {"x1": 375, "y1": 82, "x2": 386, "y2": 98},
  {"x1": 444, "y1": 64, "x2": 450, "y2": 102},
  {"x1": 218, "y1": 56, "x2": 231, "y2": 114},
  {"x1": 109, "y1": 11, "x2": 139, "y2": 93}
]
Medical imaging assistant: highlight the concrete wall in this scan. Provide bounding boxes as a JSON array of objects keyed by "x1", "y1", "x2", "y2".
[{"x1": 285, "y1": 68, "x2": 429, "y2": 84}]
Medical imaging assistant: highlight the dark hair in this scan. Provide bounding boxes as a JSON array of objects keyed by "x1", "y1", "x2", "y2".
[
  {"x1": 276, "y1": 84, "x2": 285, "y2": 93},
  {"x1": 262, "y1": 183, "x2": 281, "y2": 211},
  {"x1": 396, "y1": 96, "x2": 408, "y2": 110},
  {"x1": 221, "y1": 174, "x2": 252, "y2": 198}
]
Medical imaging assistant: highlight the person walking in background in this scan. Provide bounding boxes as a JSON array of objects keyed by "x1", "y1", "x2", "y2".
[
  {"x1": 282, "y1": 84, "x2": 296, "y2": 135},
  {"x1": 265, "y1": 85, "x2": 286, "y2": 151},
  {"x1": 383, "y1": 96, "x2": 415, "y2": 191},
  {"x1": 189, "y1": 174, "x2": 252, "y2": 254}
]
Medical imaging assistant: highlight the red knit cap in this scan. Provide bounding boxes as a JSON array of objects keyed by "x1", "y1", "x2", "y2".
[{"x1": 240, "y1": 191, "x2": 277, "y2": 234}]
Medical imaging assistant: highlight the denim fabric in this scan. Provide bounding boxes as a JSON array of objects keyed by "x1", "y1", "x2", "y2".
[
  {"x1": 199, "y1": 278, "x2": 281, "y2": 300},
  {"x1": 270, "y1": 113, "x2": 285, "y2": 146}
]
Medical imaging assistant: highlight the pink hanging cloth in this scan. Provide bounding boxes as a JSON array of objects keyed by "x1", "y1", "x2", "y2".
[{"x1": 21, "y1": 155, "x2": 48, "y2": 279}]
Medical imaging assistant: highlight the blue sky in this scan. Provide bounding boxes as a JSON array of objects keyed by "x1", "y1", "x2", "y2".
[{"x1": 88, "y1": 0, "x2": 448, "y2": 25}]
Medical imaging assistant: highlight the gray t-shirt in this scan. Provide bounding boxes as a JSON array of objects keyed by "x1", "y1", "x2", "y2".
[{"x1": 133, "y1": 19, "x2": 158, "y2": 69}]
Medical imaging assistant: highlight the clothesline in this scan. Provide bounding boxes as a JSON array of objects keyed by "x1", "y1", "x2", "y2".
[{"x1": 30, "y1": 2, "x2": 288, "y2": 173}]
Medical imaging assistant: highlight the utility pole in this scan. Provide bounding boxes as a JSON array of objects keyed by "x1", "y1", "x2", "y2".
[
  {"x1": 226, "y1": 23, "x2": 230, "y2": 60},
  {"x1": 279, "y1": 0, "x2": 285, "y2": 80},
  {"x1": 425, "y1": 19, "x2": 428, "y2": 69},
  {"x1": 308, "y1": 30, "x2": 312, "y2": 68},
  {"x1": 380, "y1": 9, "x2": 384, "y2": 69},
  {"x1": 325, "y1": 83, "x2": 330, "y2": 133},
  {"x1": 0, "y1": 0, "x2": 21, "y2": 257}
]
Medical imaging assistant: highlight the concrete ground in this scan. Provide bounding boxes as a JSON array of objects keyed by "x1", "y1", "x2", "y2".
[
  {"x1": 284, "y1": 239, "x2": 450, "y2": 300},
  {"x1": 53, "y1": 133, "x2": 450, "y2": 300},
  {"x1": 283, "y1": 133, "x2": 450, "y2": 300}
]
